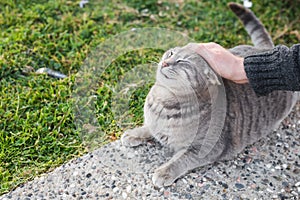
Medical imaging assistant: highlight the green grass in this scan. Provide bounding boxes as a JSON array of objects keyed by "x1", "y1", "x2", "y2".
[{"x1": 1, "y1": 0, "x2": 300, "y2": 195}]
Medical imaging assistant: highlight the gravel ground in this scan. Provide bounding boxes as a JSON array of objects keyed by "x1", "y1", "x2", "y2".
[{"x1": 1, "y1": 104, "x2": 300, "y2": 200}]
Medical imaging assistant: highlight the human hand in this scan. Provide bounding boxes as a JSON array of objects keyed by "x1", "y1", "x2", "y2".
[{"x1": 184, "y1": 42, "x2": 248, "y2": 84}]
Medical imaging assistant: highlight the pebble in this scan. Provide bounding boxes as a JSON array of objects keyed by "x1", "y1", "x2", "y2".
[
  {"x1": 111, "y1": 175, "x2": 117, "y2": 181},
  {"x1": 189, "y1": 173, "x2": 198, "y2": 178},
  {"x1": 164, "y1": 191, "x2": 170, "y2": 197},
  {"x1": 275, "y1": 165, "x2": 281, "y2": 170},
  {"x1": 113, "y1": 187, "x2": 119, "y2": 193},
  {"x1": 282, "y1": 164, "x2": 288, "y2": 169},
  {"x1": 220, "y1": 182, "x2": 229, "y2": 189},
  {"x1": 266, "y1": 188, "x2": 274, "y2": 193},
  {"x1": 276, "y1": 142, "x2": 282, "y2": 147},
  {"x1": 127, "y1": 152, "x2": 135, "y2": 159},
  {"x1": 73, "y1": 171, "x2": 79, "y2": 176},
  {"x1": 291, "y1": 191, "x2": 298, "y2": 196},
  {"x1": 266, "y1": 163, "x2": 272, "y2": 168},
  {"x1": 122, "y1": 192, "x2": 128, "y2": 199},
  {"x1": 126, "y1": 185, "x2": 132, "y2": 193},
  {"x1": 295, "y1": 182, "x2": 300, "y2": 187},
  {"x1": 282, "y1": 181, "x2": 289, "y2": 187},
  {"x1": 235, "y1": 183, "x2": 245, "y2": 190}
]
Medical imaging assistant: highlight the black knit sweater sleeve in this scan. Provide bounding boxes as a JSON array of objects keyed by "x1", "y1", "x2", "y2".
[{"x1": 244, "y1": 44, "x2": 300, "y2": 96}]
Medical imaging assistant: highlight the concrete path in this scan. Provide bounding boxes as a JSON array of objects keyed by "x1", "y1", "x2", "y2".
[{"x1": 1, "y1": 106, "x2": 300, "y2": 200}]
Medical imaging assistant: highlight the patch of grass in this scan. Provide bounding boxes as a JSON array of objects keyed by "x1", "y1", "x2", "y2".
[{"x1": 1, "y1": 0, "x2": 300, "y2": 195}]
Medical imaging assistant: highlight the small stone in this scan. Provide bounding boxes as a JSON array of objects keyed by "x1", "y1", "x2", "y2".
[
  {"x1": 276, "y1": 142, "x2": 282, "y2": 147},
  {"x1": 126, "y1": 185, "x2": 132, "y2": 193},
  {"x1": 266, "y1": 188, "x2": 274, "y2": 193},
  {"x1": 127, "y1": 152, "x2": 135, "y2": 159},
  {"x1": 284, "y1": 143, "x2": 289, "y2": 148},
  {"x1": 122, "y1": 192, "x2": 128, "y2": 199},
  {"x1": 282, "y1": 164, "x2": 288, "y2": 169},
  {"x1": 295, "y1": 182, "x2": 300, "y2": 187},
  {"x1": 73, "y1": 171, "x2": 79, "y2": 176},
  {"x1": 297, "y1": 187, "x2": 300, "y2": 193},
  {"x1": 113, "y1": 187, "x2": 119, "y2": 193},
  {"x1": 203, "y1": 184, "x2": 210, "y2": 190},
  {"x1": 291, "y1": 191, "x2": 298, "y2": 196},
  {"x1": 250, "y1": 183, "x2": 256, "y2": 189},
  {"x1": 86, "y1": 173, "x2": 92, "y2": 178},
  {"x1": 220, "y1": 182, "x2": 228, "y2": 189},
  {"x1": 185, "y1": 194, "x2": 192, "y2": 199},
  {"x1": 164, "y1": 190, "x2": 170, "y2": 197},
  {"x1": 266, "y1": 163, "x2": 272, "y2": 168},
  {"x1": 282, "y1": 181, "x2": 289, "y2": 187},
  {"x1": 235, "y1": 183, "x2": 245, "y2": 190},
  {"x1": 189, "y1": 173, "x2": 198, "y2": 178},
  {"x1": 275, "y1": 165, "x2": 281, "y2": 170},
  {"x1": 272, "y1": 195, "x2": 278, "y2": 199}
]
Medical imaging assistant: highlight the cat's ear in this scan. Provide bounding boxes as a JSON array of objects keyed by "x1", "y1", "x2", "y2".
[{"x1": 204, "y1": 68, "x2": 221, "y2": 85}]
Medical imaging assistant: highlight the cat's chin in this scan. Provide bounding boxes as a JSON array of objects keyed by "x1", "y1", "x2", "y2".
[{"x1": 155, "y1": 73, "x2": 175, "y2": 86}]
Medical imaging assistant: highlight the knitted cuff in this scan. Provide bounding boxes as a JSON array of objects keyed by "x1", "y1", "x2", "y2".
[{"x1": 244, "y1": 44, "x2": 300, "y2": 96}]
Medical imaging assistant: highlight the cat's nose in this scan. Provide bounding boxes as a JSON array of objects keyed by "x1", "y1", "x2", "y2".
[
  {"x1": 161, "y1": 58, "x2": 172, "y2": 67},
  {"x1": 162, "y1": 61, "x2": 169, "y2": 68}
]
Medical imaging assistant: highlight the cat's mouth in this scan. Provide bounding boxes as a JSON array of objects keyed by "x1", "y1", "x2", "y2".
[
  {"x1": 159, "y1": 65, "x2": 177, "y2": 80},
  {"x1": 160, "y1": 69, "x2": 173, "y2": 79}
]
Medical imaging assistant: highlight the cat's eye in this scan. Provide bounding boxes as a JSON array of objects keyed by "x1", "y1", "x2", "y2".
[{"x1": 168, "y1": 51, "x2": 173, "y2": 58}]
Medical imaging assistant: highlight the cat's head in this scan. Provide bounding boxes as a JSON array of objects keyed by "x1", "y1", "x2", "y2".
[{"x1": 156, "y1": 46, "x2": 221, "y2": 92}]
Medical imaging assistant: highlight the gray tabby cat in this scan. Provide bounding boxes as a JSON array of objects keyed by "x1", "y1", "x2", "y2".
[{"x1": 121, "y1": 2, "x2": 299, "y2": 187}]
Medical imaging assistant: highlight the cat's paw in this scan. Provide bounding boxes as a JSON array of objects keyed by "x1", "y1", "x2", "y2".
[
  {"x1": 121, "y1": 129, "x2": 145, "y2": 147},
  {"x1": 152, "y1": 165, "x2": 177, "y2": 188}
]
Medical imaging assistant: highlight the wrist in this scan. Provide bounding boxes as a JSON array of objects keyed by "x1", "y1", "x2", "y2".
[{"x1": 233, "y1": 56, "x2": 248, "y2": 84}]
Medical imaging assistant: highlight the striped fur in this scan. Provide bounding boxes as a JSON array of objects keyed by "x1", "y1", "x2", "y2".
[
  {"x1": 121, "y1": 3, "x2": 299, "y2": 187},
  {"x1": 228, "y1": 2, "x2": 274, "y2": 49}
]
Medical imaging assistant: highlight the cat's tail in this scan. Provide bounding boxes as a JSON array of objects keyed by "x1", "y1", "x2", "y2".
[{"x1": 228, "y1": 2, "x2": 274, "y2": 49}]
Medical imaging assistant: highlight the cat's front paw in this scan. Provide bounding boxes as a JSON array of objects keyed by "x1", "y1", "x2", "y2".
[
  {"x1": 121, "y1": 129, "x2": 145, "y2": 147},
  {"x1": 152, "y1": 165, "x2": 177, "y2": 188}
]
